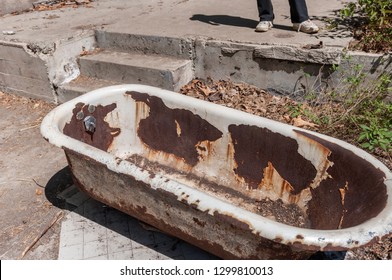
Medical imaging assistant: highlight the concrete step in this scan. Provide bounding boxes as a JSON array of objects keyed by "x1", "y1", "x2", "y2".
[
  {"x1": 57, "y1": 76, "x2": 118, "y2": 103},
  {"x1": 95, "y1": 31, "x2": 193, "y2": 60},
  {"x1": 79, "y1": 50, "x2": 194, "y2": 92}
]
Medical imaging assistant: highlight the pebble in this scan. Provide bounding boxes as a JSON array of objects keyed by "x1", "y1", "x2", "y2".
[{"x1": 2, "y1": 31, "x2": 16, "y2": 35}]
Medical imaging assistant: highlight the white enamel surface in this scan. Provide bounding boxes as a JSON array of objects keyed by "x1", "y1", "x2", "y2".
[{"x1": 41, "y1": 84, "x2": 392, "y2": 250}]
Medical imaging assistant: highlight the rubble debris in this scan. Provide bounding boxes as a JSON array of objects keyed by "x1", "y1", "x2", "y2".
[
  {"x1": 32, "y1": 0, "x2": 93, "y2": 11},
  {"x1": 2, "y1": 30, "x2": 16, "y2": 35}
]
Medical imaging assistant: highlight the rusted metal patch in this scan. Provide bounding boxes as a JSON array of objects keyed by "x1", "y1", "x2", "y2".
[
  {"x1": 295, "y1": 130, "x2": 388, "y2": 230},
  {"x1": 228, "y1": 124, "x2": 317, "y2": 193},
  {"x1": 213, "y1": 211, "x2": 251, "y2": 231},
  {"x1": 63, "y1": 102, "x2": 120, "y2": 151},
  {"x1": 127, "y1": 91, "x2": 223, "y2": 166}
]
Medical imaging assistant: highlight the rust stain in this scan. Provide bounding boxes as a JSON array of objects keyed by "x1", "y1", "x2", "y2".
[
  {"x1": 193, "y1": 217, "x2": 206, "y2": 227},
  {"x1": 322, "y1": 243, "x2": 349, "y2": 252},
  {"x1": 143, "y1": 143, "x2": 194, "y2": 172},
  {"x1": 295, "y1": 130, "x2": 388, "y2": 230},
  {"x1": 190, "y1": 199, "x2": 201, "y2": 210},
  {"x1": 274, "y1": 237, "x2": 283, "y2": 243},
  {"x1": 338, "y1": 182, "x2": 349, "y2": 229},
  {"x1": 127, "y1": 91, "x2": 223, "y2": 166},
  {"x1": 228, "y1": 125, "x2": 317, "y2": 193},
  {"x1": 213, "y1": 211, "x2": 251, "y2": 231},
  {"x1": 63, "y1": 102, "x2": 120, "y2": 151},
  {"x1": 255, "y1": 239, "x2": 316, "y2": 259},
  {"x1": 195, "y1": 140, "x2": 215, "y2": 160},
  {"x1": 226, "y1": 140, "x2": 238, "y2": 176},
  {"x1": 289, "y1": 241, "x2": 321, "y2": 252},
  {"x1": 175, "y1": 120, "x2": 182, "y2": 137}
]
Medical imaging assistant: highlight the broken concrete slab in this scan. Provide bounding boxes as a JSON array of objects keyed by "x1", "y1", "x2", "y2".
[
  {"x1": 0, "y1": 41, "x2": 53, "y2": 101},
  {"x1": 0, "y1": 0, "x2": 35, "y2": 16}
]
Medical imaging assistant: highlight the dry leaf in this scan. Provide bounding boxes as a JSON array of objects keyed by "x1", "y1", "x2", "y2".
[
  {"x1": 292, "y1": 116, "x2": 318, "y2": 128},
  {"x1": 199, "y1": 86, "x2": 213, "y2": 96}
]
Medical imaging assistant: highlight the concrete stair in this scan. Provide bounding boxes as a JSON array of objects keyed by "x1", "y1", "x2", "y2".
[
  {"x1": 56, "y1": 76, "x2": 118, "y2": 103},
  {"x1": 57, "y1": 34, "x2": 194, "y2": 102}
]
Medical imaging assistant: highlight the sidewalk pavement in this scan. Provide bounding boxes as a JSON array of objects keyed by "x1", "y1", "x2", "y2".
[
  {"x1": 0, "y1": 0, "x2": 351, "y2": 49},
  {"x1": 58, "y1": 185, "x2": 218, "y2": 260}
]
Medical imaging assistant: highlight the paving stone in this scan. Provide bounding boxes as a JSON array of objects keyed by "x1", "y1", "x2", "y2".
[
  {"x1": 59, "y1": 228, "x2": 84, "y2": 248},
  {"x1": 86, "y1": 254, "x2": 108, "y2": 260},
  {"x1": 58, "y1": 243, "x2": 83, "y2": 260},
  {"x1": 58, "y1": 185, "x2": 90, "y2": 207},
  {"x1": 107, "y1": 220, "x2": 130, "y2": 237},
  {"x1": 108, "y1": 250, "x2": 134, "y2": 260},
  {"x1": 60, "y1": 215, "x2": 85, "y2": 233},
  {"x1": 83, "y1": 221, "x2": 107, "y2": 243},
  {"x1": 83, "y1": 239, "x2": 108, "y2": 260},
  {"x1": 106, "y1": 208, "x2": 130, "y2": 224},
  {"x1": 153, "y1": 240, "x2": 184, "y2": 259},
  {"x1": 153, "y1": 231, "x2": 178, "y2": 245},
  {"x1": 58, "y1": 191, "x2": 216, "y2": 260},
  {"x1": 128, "y1": 222, "x2": 155, "y2": 246},
  {"x1": 107, "y1": 234, "x2": 134, "y2": 254},
  {"x1": 132, "y1": 247, "x2": 159, "y2": 260}
]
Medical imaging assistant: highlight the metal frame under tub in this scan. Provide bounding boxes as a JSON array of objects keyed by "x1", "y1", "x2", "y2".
[{"x1": 41, "y1": 84, "x2": 392, "y2": 259}]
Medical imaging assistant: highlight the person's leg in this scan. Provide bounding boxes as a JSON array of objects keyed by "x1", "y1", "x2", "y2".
[
  {"x1": 257, "y1": 0, "x2": 274, "y2": 21},
  {"x1": 256, "y1": 0, "x2": 274, "y2": 32},
  {"x1": 288, "y1": 0, "x2": 309, "y2": 23},
  {"x1": 289, "y1": 0, "x2": 319, "y2": 33}
]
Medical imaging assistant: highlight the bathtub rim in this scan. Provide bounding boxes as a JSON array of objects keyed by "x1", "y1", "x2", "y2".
[{"x1": 40, "y1": 84, "x2": 392, "y2": 251}]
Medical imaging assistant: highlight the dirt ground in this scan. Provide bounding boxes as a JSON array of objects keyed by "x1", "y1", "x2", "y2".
[{"x1": 0, "y1": 92, "x2": 70, "y2": 259}]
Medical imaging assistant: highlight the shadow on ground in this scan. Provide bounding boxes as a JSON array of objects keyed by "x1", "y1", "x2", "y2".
[
  {"x1": 189, "y1": 14, "x2": 295, "y2": 31},
  {"x1": 45, "y1": 167, "x2": 218, "y2": 260},
  {"x1": 190, "y1": 14, "x2": 258, "y2": 29}
]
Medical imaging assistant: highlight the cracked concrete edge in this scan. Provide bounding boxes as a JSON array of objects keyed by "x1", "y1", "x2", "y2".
[
  {"x1": 194, "y1": 37, "x2": 344, "y2": 65},
  {"x1": 0, "y1": 0, "x2": 35, "y2": 16},
  {"x1": 95, "y1": 31, "x2": 345, "y2": 65},
  {"x1": 0, "y1": 39, "x2": 54, "y2": 102},
  {"x1": 95, "y1": 30, "x2": 196, "y2": 60},
  {"x1": 0, "y1": 30, "x2": 96, "y2": 103}
]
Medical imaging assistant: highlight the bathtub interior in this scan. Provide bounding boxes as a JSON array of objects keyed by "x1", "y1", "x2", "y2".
[{"x1": 60, "y1": 88, "x2": 389, "y2": 231}]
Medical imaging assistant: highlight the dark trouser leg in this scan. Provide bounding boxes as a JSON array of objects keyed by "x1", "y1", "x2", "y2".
[
  {"x1": 288, "y1": 0, "x2": 309, "y2": 23},
  {"x1": 257, "y1": 0, "x2": 274, "y2": 21}
]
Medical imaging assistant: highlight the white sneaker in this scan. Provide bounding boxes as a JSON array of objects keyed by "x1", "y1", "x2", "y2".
[
  {"x1": 255, "y1": 21, "x2": 273, "y2": 32},
  {"x1": 293, "y1": 19, "x2": 319, "y2": 34}
]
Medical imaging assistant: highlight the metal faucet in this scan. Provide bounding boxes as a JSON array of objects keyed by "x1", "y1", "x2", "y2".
[{"x1": 83, "y1": 115, "x2": 96, "y2": 133}]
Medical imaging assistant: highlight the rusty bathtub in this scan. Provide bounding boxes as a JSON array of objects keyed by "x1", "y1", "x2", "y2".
[{"x1": 41, "y1": 84, "x2": 392, "y2": 259}]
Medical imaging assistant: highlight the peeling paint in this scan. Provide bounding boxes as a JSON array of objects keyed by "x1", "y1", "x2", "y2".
[{"x1": 295, "y1": 130, "x2": 388, "y2": 229}]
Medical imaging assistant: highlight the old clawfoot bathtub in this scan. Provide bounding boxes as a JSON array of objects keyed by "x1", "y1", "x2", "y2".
[{"x1": 41, "y1": 84, "x2": 392, "y2": 259}]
